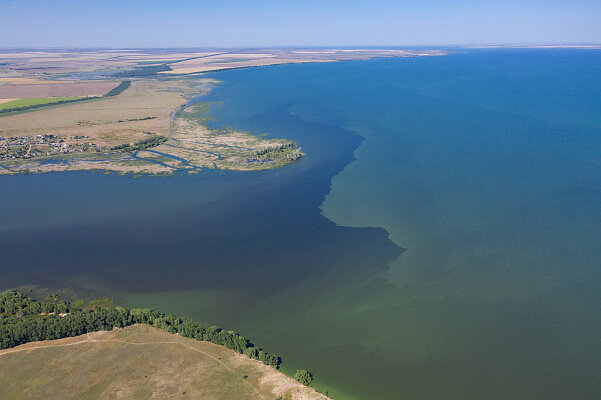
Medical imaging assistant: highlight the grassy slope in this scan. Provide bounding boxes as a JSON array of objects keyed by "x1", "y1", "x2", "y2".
[
  {"x1": 0, "y1": 324, "x2": 327, "y2": 400},
  {"x1": 0, "y1": 97, "x2": 85, "y2": 111}
]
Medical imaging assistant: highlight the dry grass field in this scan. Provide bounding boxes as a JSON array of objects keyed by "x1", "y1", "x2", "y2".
[
  {"x1": 0, "y1": 324, "x2": 328, "y2": 400},
  {"x1": 0, "y1": 48, "x2": 446, "y2": 77},
  {"x1": 0, "y1": 80, "x2": 120, "y2": 98},
  {"x1": 160, "y1": 48, "x2": 446, "y2": 75},
  {"x1": 0, "y1": 79, "x2": 196, "y2": 145}
]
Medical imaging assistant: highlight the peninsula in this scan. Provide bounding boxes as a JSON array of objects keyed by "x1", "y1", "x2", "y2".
[
  {"x1": 0, "y1": 289, "x2": 328, "y2": 400},
  {"x1": 0, "y1": 48, "x2": 445, "y2": 176}
]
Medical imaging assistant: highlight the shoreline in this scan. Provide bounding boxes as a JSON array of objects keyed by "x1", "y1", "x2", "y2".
[
  {"x1": 0, "y1": 48, "x2": 448, "y2": 177},
  {"x1": 0, "y1": 289, "x2": 329, "y2": 399},
  {"x1": 0, "y1": 77, "x2": 304, "y2": 176}
]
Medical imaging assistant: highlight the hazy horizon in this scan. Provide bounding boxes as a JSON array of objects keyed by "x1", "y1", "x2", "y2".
[
  {"x1": 1, "y1": 0, "x2": 600, "y2": 48},
  {"x1": 1, "y1": 43, "x2": 601, "y2": 51}
]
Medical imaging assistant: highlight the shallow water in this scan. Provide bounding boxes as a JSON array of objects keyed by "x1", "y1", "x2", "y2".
[{"x1": 1, "y1": 50, "x2": 601, "y2": 399}]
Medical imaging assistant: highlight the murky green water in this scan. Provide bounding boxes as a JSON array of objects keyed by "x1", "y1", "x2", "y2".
[{"x1": 2, "y1": 49, "x2": 600, "y2": 399}]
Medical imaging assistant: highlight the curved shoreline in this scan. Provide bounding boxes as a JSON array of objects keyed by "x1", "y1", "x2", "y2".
[{"x1": 0, "y1": 78, "x2": 304, "y2": 176}]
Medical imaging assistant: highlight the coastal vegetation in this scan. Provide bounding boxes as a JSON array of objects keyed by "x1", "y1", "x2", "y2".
[
  {"x1": 113, "y1": 64, "x2": 171, "y2": 78},
  {"x1": 0, "y1": 289, "x2": 281, "y2": 368},
  {"x1": 111, "y1": 135, "x2": 168, "y2": 152},
  {"x1": 249, "y1": 143, "x2": 304, "y2": 165},
  {"x1": 295, "y1": 370, "x2": 314, "y2": 386}
]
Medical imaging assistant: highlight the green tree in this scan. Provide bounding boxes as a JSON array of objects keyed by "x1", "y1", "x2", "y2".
[{"x1": 294, "y1": 370, "x2": 313, "y2": 386}]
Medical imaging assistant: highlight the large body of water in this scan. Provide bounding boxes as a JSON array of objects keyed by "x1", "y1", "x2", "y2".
[{"x1": 1, "y1": 49, "x2": 600, "y2": 399}]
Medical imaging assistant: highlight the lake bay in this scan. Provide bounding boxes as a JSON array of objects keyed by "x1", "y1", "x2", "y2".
[{"x1": 2, "y1": 49, "x2": 600, "y2": 400}]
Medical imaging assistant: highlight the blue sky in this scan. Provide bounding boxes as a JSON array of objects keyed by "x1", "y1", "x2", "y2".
[{"x1": 1, "y1": 0, "x2": 600, "y2": 47}]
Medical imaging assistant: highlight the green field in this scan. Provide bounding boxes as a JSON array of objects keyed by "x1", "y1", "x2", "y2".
[{"x1": 0, "y1": 97, "x2": 86, "y2": 111}]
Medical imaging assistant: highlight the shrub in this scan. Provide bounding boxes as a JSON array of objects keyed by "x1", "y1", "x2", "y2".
[{"x1": 294, "y1": 369, "x2": 313, "y2": 386}]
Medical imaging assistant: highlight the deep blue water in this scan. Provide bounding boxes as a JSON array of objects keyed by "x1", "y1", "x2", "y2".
[{"x1": 1, "y1": 49, "x2": 601, "y2": 399}]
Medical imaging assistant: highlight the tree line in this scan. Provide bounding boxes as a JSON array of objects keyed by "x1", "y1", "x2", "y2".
[
  {"x1": 104, "y1": 80, "x2": 131, "y2": 97},
  {"x1": 110, "y1": 135, "x2": 168, "y2": 152},
  {"x1": 0, "y1": 80, "x2": 131, "y2": 115},
  {"x1": 0, "y1": 97, "x2": 91, "y2": 115},
  {"x1": 113, "y1": 64, "x2": 171, "y2": 78},
  {"x1": 0, "y1": 290, "x2": 280, "y2": 368}
]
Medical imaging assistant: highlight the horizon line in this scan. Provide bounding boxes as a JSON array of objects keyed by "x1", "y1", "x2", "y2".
[{"x1": 1, "y1": 43, "x2": 601, "y2": 51}]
